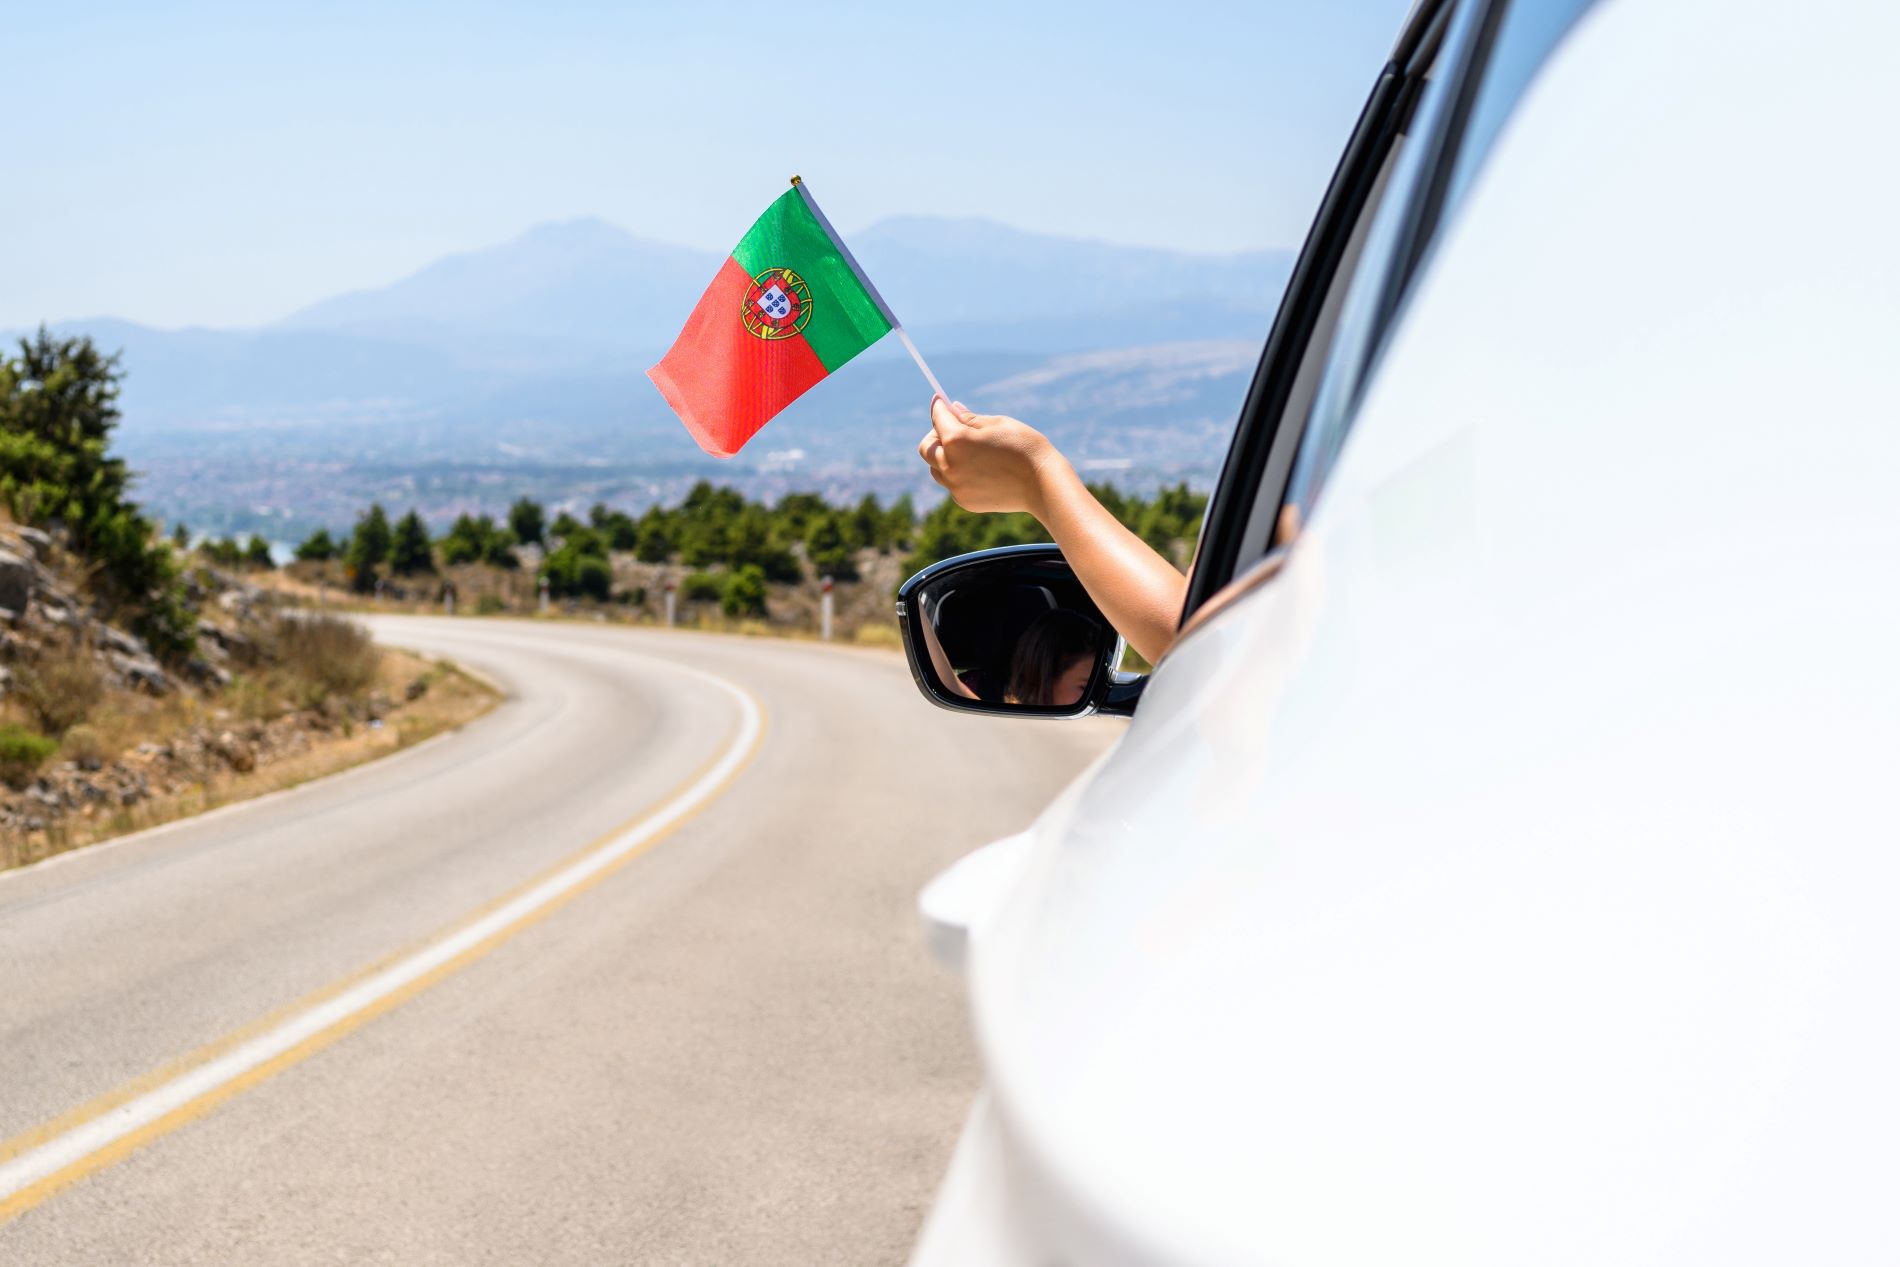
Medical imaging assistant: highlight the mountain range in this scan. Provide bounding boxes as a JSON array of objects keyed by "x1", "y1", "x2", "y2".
[{"x1": 14, "y1": 216, "x2": 1291, "y2": 539}]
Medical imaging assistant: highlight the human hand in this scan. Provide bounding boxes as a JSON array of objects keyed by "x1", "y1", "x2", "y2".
[{"x1": 916, "y1": 398, "x2": 1065, "y2": 517}]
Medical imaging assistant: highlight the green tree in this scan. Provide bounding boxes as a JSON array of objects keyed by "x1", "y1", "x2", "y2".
[
  {"x1": 0, "y1": 330, "x2": 194, "y2": 655},
  {"x1": 885, "y1": 494, "x2": 917, "y2": 551},
  {"x1": 540, "y1": 531, "x2": 611, "y2": 600},
  {"x1": 720, "y1": 564, "x2": 767, "y2": 618},
  {"x1": 771, "y1": 492, "x2": 828, "y2": 541},
  {"x1": 588, "y1": 502, "x2": 639, "y2": 550},
  {"x1": 344, "y1": 503, "x2": 392, "y2": 591},
  {"x1": 388, "y1": 509, "x2": 435, "y2": 575},
  {"x1": 848, "y1": 493, "x2": 886, "y2": 552},
  {"x1": 294, "y1": 528, "x2": 338, "y2": 562},
  {"x1": 804, "y1": 511, "x2": 858, "y2": 581},
  {"x1": 633, "y1": 506, "x2": 673, "y2": 563},
  {"x1": 170, "y1": 522, "x2": 190, "y2": 550},
  {"x1": 508, "y1": 496, "x2": 546, "y2": 547},
  {"x1": 549, "y1": 510, "x2": 586, "y2": 541},
  {"x1": 901, "y1": 498, "x2": 1049, "y2": 576},
  {"x1": 243, "y1": 535, "x2": 275, "y2": 570},
  {"x1": 725, "y1": 506, "x2": 799, "y2": 582},
  {"x1": 439, "y1": 514, "x2": 517, "y2": 568}
]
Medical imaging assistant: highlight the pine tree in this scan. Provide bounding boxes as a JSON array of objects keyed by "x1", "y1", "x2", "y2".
[
  {"x1": 389, "y1": 510, "x2": 435, "y2": 575},
  {"x1": 345, "y1": 504, "x2": 392, "y2": 591},
  {"x1": 508, "y1": 496, "x2": 546, "y2": 547}
]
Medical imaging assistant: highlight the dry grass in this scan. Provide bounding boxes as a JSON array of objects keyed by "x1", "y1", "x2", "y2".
[
  {"x1": 1, "y1": 649, "x2": 499, "y2": 870},
  {"x1": 12, "y1": 638, "x2": 107, "y2": 735},
  {"x1": 265, "y1": 612, "x2": 381, "y2": 709},
  {"x1": 851, "y1": 622, "x2": 903, "y2": 649}
]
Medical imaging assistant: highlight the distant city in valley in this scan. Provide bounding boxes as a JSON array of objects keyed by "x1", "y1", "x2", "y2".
[{"x1": 15, "y1": 216, "x2": 1291, "y2": 544}]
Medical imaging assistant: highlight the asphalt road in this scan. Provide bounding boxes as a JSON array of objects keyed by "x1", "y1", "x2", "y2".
[{"x1": 0, "y1": 617, "x2": 1117, "y2": 1265}]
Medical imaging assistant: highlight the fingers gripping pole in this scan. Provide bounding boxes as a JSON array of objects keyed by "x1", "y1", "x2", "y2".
[{"x1": 895, "y1": 326, "x2": 947, "y2": 401}]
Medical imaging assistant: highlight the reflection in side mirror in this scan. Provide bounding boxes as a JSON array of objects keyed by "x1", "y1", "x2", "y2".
[{"x1": 896, "y1": 544, "x2": 1141, "y2": 719}]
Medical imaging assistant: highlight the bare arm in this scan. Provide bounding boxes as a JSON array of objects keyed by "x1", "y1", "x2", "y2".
[
  {"x1": 919, "y1": 398, "x2": 1185, "y2": 663},
  {"x1": 916, "y1": 592, "x2": 980, "y2": 700}
]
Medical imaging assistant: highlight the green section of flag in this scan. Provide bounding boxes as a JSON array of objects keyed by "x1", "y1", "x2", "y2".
[{"x1": 731, "y1": 189, "x2": 891, "y2": 372}]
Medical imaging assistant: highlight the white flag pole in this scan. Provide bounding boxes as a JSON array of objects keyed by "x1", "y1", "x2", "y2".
[
  {"x1": 891, "y1": 326, "x2": 947, "y2": 401},
  {"x1": 791, "y1": 175, "x2": 948, "y2": 401}
]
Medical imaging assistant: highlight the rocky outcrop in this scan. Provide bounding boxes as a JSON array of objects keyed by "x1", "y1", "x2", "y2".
[
  {"x1": 0, "y1": 547, "x2": 35, "y2": 619},
  {"x1": 0, "y1": 524, "x2": 280, "y2": 700}
]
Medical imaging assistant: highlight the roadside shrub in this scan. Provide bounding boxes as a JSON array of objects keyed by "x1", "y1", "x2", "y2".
[
  {"x1": 14, "y1": 640, "x2": 105, "y2": 735},
  {"x1": 60, "y1": 723, "x2": 107, "y2": 766},
  {"x1": 720, "y1": 564, "x2": 767, "y2": 618},
  {"x1": 475, "y1": 594, "x2": 506, "y2": 615},
  {"x1": 294, "y1": 528, "x2": 338, "y2": 562},
  {"x1": 270, "y1": 613, "x2": 380, "y2": 709},
  {"x1": 680, "y1": 572, "x2": 722, "y2": 602},
  {"x1": 0, "y1": 724, "x2": 58, "y2": 786}
]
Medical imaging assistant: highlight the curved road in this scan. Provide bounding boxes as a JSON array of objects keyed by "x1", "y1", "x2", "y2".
[{"x1": 0, "y1": 617, "x2": 1116, "y2": 1265}]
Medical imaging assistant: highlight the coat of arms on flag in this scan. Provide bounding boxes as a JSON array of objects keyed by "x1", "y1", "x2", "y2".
[{"x1": 741, "y1": 268, "x2": 811, "y2": 340}]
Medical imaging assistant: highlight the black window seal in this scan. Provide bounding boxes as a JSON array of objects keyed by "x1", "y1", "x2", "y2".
[{"x1": 1180, "y1": 0, "x2": 1456, "y2": 622}]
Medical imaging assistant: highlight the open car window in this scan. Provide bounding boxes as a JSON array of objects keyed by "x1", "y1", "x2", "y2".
[
  {"x1": 1279, "y1": 0, "x2": 1600, "y2": 537},
  {"x1": 1179, "y1": 0, "x2": 1462, "y2": 618},
  {"x1": 1181, "y1": 0, "x2": 1603, "y2": 625}
]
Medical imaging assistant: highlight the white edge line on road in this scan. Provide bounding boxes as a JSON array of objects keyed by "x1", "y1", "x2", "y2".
[{"x1": 0, "y1": 662, "x2": 762, "y2": 1207}]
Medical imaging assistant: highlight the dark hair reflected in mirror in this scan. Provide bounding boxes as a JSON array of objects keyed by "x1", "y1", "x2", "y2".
[{"x1": 1005, "y1": 609, "x2": 1101, "y2": 707}]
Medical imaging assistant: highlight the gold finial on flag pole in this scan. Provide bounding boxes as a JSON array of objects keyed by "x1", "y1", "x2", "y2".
[{"x1": 789, "y1": 174, "x2": 802, "y2": 187}]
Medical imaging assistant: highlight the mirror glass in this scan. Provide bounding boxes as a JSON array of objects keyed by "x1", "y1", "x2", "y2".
[{"x1": 902, "y1": 547, "x2": 1122, "y2": 717}]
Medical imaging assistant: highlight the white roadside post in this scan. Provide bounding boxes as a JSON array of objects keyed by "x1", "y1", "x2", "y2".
[
  {"x1": 538, "y1": 575, "x2": 550, "y2": 615},
  {"x1": 443, "y1": 586, "x2": 455, "y2": 617},
  {"x1": 664, "y1": 578, "x2": 677, "y2": 628},
  {"x1": 821, "y1": 575, "x2": 834, "y2": 642}
]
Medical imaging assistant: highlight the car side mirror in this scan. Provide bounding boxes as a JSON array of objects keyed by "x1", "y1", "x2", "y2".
[{"x1": 897, "y1": 544, "x2": 1145, "y2": 719}]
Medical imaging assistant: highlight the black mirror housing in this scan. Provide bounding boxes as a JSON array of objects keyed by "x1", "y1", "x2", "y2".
[{"x1": 896, "y1": 544, "x2": 1142, "y2": 719}]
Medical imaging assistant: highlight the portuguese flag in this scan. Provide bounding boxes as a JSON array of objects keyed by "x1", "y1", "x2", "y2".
[{"x1": 648, "y1": 180, "x2": 897, "y2": 458}]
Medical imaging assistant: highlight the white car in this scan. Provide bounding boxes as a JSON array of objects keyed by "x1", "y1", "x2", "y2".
[{"x1": 896, "y1": 0, "x2": 1900, "y2": 1262}]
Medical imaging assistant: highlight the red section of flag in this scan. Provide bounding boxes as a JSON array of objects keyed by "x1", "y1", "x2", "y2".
[{"x1": 647, "y1": 256, "x2": 828, "y2": 458}]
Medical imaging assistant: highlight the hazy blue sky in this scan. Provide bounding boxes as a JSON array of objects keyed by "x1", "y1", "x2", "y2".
[{"x1": 4, "y1": 0, "x2": 1409, "y2": 330}]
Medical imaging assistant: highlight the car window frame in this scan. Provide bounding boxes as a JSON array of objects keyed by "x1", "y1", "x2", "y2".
[
  {"x1": 1180, "y1": 0, "x2": 1603, "y2": 636},
  {"x1": 1178, "y1": 0, "x2": 1481, "y2": 624}
]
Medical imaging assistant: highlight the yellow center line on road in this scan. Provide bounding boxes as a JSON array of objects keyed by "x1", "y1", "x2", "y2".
[{"x1": 0, "y1": 663, "x2": 766, "y2": 1226}]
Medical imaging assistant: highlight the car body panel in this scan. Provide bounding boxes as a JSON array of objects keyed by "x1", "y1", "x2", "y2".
[{"x1": 919, "y1": 0, "x2": 1900, "y2": 1261}]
